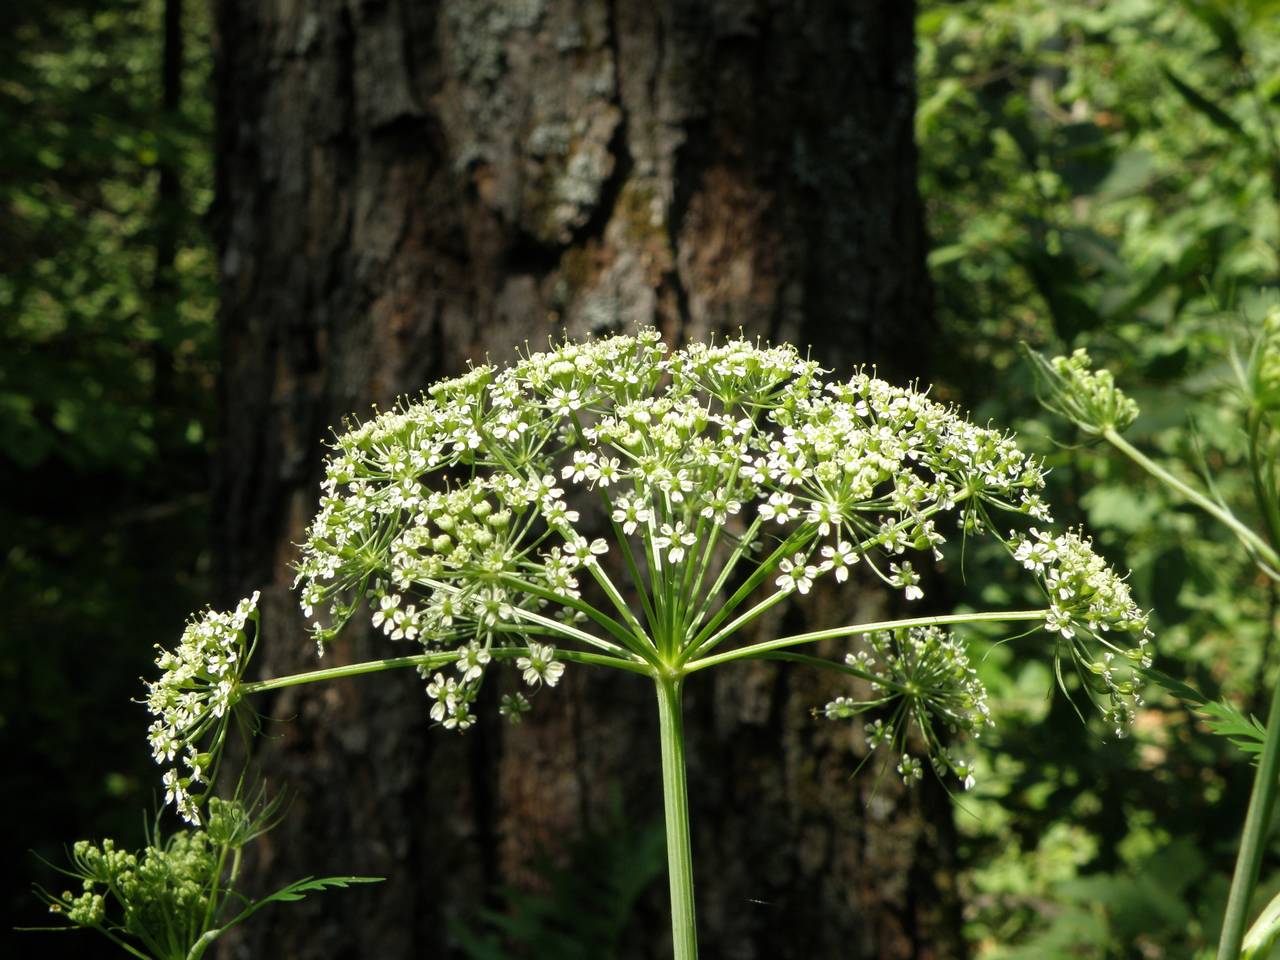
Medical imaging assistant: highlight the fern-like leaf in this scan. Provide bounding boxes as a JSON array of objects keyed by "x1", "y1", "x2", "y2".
[{"x1": 1198, "y1": 700, "x2": 1266, "y2": 758}]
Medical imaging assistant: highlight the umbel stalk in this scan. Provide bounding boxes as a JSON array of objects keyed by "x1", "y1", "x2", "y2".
[{"x1": 656, "y1": 673, "x2": 699, "y2": 960}]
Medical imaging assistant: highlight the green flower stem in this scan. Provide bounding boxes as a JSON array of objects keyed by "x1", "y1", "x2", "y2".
[
  {"x1": 240, "y1": 647, "x2": 651, "y2": 697},
  {"x1": 685, "y1": 509, "x2": 729, "y2": 618},
  {"x1": 687, "y1": 526, "x2": 811, "y2": 650},
  {"x1": 684, "y1": 587, "x2": 791, "y2": 660},
  {"x1": 1218, "y1": 669, "x2": 1280, "y2": 960},
  {"x1": 1246, "y1": 411, "x2": 1280, "y2": 574},
  {"x1": 582, "y1": 561, "x2": 655, "y2": 653},
  {"x1": 1105, "y1": 415, "x2": 1280, "y2": 958},
  {"x1": 202, "y1": 840, "x2": 231, "y2": 943},
  {"x1": 495, "y1": 572, "x2": 654, "y2": 664},
  {"x1": 655, "y1": 672, "x2": 698, "y2": 960},
  {"x1": 425, "y1": 578, "x2": 636, "y2": 658},
  {"x1": 187, "y1": 927, "x2": 221, "y2": 960},
  {"x1": 756, "y1": 650, "x2": 911, "y2": 696},
  {"x1": 99, "y1": 928, "x2": 153, "y2": 960},
  {"x1": 683, "y1": 609, "x2": 1048, "y2": 674},
  {"x1": 240, "y1": 653, "x2": 459, "y2": 695},
  {"x1": 1104, "y1": 428, "x2": 1280, "y2": 572},
  {"x1": 603, "y1": 496, "x2": 660, "y2": 633},
  {"x1": 687, "y1": 516, "x2": 762, "y2": 636}
]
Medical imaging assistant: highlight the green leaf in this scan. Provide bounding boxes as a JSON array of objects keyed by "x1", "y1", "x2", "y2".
[
  {"x1": 1179, "y1": 0, "x2": 1244, "y2": 61},
  {"x1": 1198, "y1": 699, "x2": 1266, "y2": 757},
  {"x1": 1159, "y1": 64, "x2": 1248, "y2": 139},
  {"x1": 254, "y1": 874, "x2": 384, "y2": 904},
  {"x1": 927, "y1": 244, "x2": 970, "y2": 268},
  {"x1": 1138, "y1": 666, "x2": 1209, "y2": 705},
  {"x1": 215, "y1": 876, "x2": 384, "y2": 937},
  {"x1": 1141, "y1": 665, "x2": 1269, "y2": 757},
  {"x1": 1092, "y1": 150, "x2": 1156, "y2": 199}
]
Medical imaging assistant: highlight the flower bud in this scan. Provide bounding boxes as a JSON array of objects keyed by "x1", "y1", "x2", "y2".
[
  {"x1": 1246, "y1": 306, "x2": 1280, "y2": 415},
  {"x1": 1023, "y1": 345, "x2": 1139, "y2": 436}
]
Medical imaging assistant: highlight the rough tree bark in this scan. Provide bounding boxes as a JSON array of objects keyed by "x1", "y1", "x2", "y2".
[{"x1": 212, "y1": 1, "x2": 957, "y2": 957}]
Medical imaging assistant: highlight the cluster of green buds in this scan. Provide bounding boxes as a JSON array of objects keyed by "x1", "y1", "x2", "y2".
[
  {"x1": 1240, "y1": 305, "x2": 1280, "y2": 416},
  {"x1": 48, "y1": 832, "x2": 218, "y2": 936},
  {"x1": 39, "y1": 793, "x2": 378, "y2": 960},
  {"x1": 1023, "y1": 345, "x2": 1140, "y2": 437}
]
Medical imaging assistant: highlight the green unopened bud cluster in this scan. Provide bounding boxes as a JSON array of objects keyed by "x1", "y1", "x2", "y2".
[
  {"x1": 46, "y1": 831, "x2": 217, "y2": 948},
  {"x1": 39, "y1": 791, "x2": 375, "y2": 960},
  {"x1": 1026, "y1": 346, "x2": 1140, "y2": 436},
  {"x1": 1245, "y1": 306, "x2": 1280, "y2": 415}
]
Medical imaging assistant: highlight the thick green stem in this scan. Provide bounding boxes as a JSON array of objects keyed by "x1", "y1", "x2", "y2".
[
  {"x1": 1217, "y1": 670, "x2": 1280, "y2": 960},
  {"x1": 655, "y1": 673, "x2": 698, "y2": 960}
]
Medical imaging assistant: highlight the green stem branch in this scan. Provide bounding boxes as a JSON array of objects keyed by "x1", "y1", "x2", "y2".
[
  {"x1": 1105, "y1": 428, "x2": 1280, "y2": 571},
  {"x1": 683, "y1": 587, "x2": 791, "y2": 662},
  {"x1": 240, "y1": 647, "x2": 650, "y2": 697},
  {"x1": 684, "y1": 609, "x2": 1048, "y2": 673}
]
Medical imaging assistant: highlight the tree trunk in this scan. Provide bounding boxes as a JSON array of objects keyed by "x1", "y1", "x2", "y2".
[{"x1": 211, "y1": 1, "x2": 956, "y2": 957}]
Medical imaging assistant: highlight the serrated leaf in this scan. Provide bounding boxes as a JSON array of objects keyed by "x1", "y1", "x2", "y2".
[
  {"x1": 1198, "y1": 699, "x2": 1266, "y2": 757},
  {"x1": 258, "y1": 875, "x2": 384, "y2": 903},
  {"x1": 1140, "y1": 666, "x2": 1209, "y2": 705},
  {"x1": 216, "y1": 876, "x2": 383, "y2": 936}
]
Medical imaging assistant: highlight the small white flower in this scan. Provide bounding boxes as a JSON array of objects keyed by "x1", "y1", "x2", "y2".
[
  {"x1": 776, "y1": 553, "x2": 817, "y2": 594},
  {"x1": 897, "y1": 756, "x2": 923, "y2": 784},
  {"x1": 889, "y1": 561, "x2": 924, "y2": 601},
  {"x1": 821, "y1": 541, "x2": 859, "y2": 582},
  {"x1": 162, "y1": 769, "x2": 182, "y2": 806},
  {"x1": 372, "y1": 594, "x2": 400, "y2": 629},
  {"x1": 500, "y1": 692, "x2": 531, "y2": 722},
  {"x1": 759, "y1": 491, "x2": 799, "y2": 524},
  {"x1": 596, "y1": 457, "x2": 622, "y2": 486},
  {"x1": 1046, "y1": 603, "x2": 1075, "y2": 638},
  {"x1": 654, "y1": 522, "x2": 697, "y2": 564},
  {"x1": 455, "y1": 644, "x2": 492, "y2": 683},
  {"x1": 516, "y1": 642, "x2": 566, "y2": 687}
]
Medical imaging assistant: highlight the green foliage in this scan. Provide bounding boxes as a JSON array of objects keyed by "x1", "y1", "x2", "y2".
[
  {"x1": 0, "y1": 0, "x2": 215, "y2": 469},
  {"x1": 919, "y1": 0, "x2": 1280, "y2": 956},
  {"x1": 920, "y1": 0, "x2": 1279, "y2": 358},
  {"x1": 1198, "y1": 700, "x2": 1267, "y2": 758},
  {"x1": 33, "y1": 795, "x2": 380, "y2": 960}
]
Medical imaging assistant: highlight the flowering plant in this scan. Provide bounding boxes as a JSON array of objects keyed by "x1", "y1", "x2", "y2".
[
  {"x1": 32, "y1": 785, "x2": 378, "y2": 960},
  {"x1": 41, "y1": 330, "x2": 1152, "y2": 959},
  {"x1": 1026, "y1": 318, "x2": 1280, "y2": 960}
]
